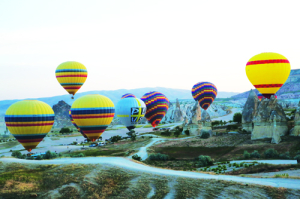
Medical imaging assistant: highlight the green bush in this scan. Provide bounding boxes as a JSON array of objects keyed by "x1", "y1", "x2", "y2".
[
  {"x1": 11, "y1": 151, "x2": 22, "y2": 158},
  {"x1": 161, "y1": 130, "x2": 172, "y2": 136},
  {"x1": 184, "y1": 130, "x2": 190, "y2": 136},
  {"x1": 243, "y1": 150, "x2": 250, "y2": 159},
  {"x1": 132, "y1": 154, "x2": 141, "y2": 161},
  {"x1": 197, "y1": 155, "x2": 213, "y2": 167},
  {"x1": 226, "y1": 124, "x2": 239, "y2": 131},
  {"x1": 149, "y1": 153, "x2": 169, "y2": 161},
  {"x1": 294, "y1": 155, "x2": 300, "y2": 161},
  {"x1": 59, "y1": 127, "x2": 72, "y2": 134},
  {"x1": 200, "y1": 132, "x2": 210, "y2": 139},
  {"x1": 111, "y1": 135, "x2": 122, "y2": 143},
  {"x1": 233, "y1": 112, "x2": 242, "y2": 123},
  {"x1": 43, "y1": 150, "x2": 58, "y2": 159},
  {"x1": 264, "y1": 148, "x2": 279, "y2": 158},
  {"x1": 173, "y1": 130, "x2": 181, "y2": 137},
  {"x1": 279, "y1": 152, "x2": 290, "y2": 159},
  {"x1": 36, "y1": 155, "x2": 43, "y2": 160},
  {"x1": 250, "y1": 150, "x2": 261, "y2": 158}
]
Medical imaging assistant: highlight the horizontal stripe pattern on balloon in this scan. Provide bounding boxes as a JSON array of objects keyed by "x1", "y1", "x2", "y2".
[
  {"x1": 254, "y1": 84, "x2": 283, "y2": 88},
  {"x1": 246, "y1": 59, "x2": 289, "y2": 66},
  {"x1": 5, "y1": 100, "x2": 54, "y2": 152},
  {"x1": 55, "y1": 61, "x2": 88, "y2": 95},
  {"x1": 141, "y1": 91, "x2": 169, "y2": 127},
  {"x1": 121, "y1": 93, "x2": 136, "y2": 99},
  {"x1": 192, "y1": 82, "x2": 217, "y2": 110}
]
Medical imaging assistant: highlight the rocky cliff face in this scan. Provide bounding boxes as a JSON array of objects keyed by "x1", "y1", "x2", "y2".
[
  {"x1": 242, "y1": 89, "x2": 259, "y2": 133},
  {"x1": 52, "y1": 101, "x2": 73, "y2": 128},
  {"x1": 290, "y1": 101, "x2": 300, "y2": 136},
  {"x1": 251, "y1": 96, "x2": 288, "y2": 143}
]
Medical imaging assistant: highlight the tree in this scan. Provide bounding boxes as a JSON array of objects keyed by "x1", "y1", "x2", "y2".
[
  {"x1": 131, "y1": 133, "x2": 136, "y2": 141},
  {"x1": 233, "y1": 112, "x2": 242, "y2": 123},
  {"x1": 59, "y1": 127, "x2": 71, "y2": 134},
  {"x1": 11, "y1": 150, "x2": 22, "y2": 158}
]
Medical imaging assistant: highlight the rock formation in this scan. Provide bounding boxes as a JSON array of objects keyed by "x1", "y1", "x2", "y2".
[
  {"x1": 242, "y1": 89, "x2": 259, "y2": 133},
  {"x1": 251, "y1": 96, "x2": 288, "y2": 143},
  {"x1": 52, "y1": 100, "x2": 73, "y2": 128},
  {"x1": 181, "y1": 101, "x2": 212, "y2": 136},
  {"x1": 173, "y1": 99, "x2": 183, "y2": 122},
  {"x1": 289, "y1": 101, "x2": 300, "y2": 136}
]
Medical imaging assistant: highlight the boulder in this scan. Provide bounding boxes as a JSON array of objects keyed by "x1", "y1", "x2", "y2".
[
  {"x1": 173, "y1": 98, "x2": 183, "y2": 122},
  {"x1": 290, "y1": 101, "x2": 300, "y2": 136},
  {"x1": 251, "y1": 96, "x2": 288, "y2": 143},
  {"x1": 52, "y1": 100, "x2": 73, "y2": 128}
]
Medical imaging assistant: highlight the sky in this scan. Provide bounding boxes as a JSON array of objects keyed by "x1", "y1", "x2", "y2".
[{"x1": 1, "y1": 0, "x2": 300, "y2": 100}]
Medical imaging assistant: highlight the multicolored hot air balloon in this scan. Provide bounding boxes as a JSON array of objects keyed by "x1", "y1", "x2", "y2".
[
  {"x1": 141, "y1": 91, "x2": 169, "y2": 127},
  {"x1": 116, "y1": 98, "x2": 146, "y2": 130},
  {"x1": 71, "y1": 94, "x2": 115, "y2": 141},
  {"x1": 69, "y1": 110, "x2": 87, "y2": 138},
  {"x1": 55, "y1": 61, "x2": 88, "y2": 99},
  {"x1": 5, "y1": 100, "x2": 54, "y2": 152},
  {"x1": 257, "y1": 93, "x2": 277, "y2": 101},
  {"x1": 121, "y1": 93, "x2": 136, "y2": 99},
  {"x1": 192, "y1": 82, "x2": 217, "y2": 110},
  {"x1": 246, "y1": 52, "x2": 291, "y2": 99}
]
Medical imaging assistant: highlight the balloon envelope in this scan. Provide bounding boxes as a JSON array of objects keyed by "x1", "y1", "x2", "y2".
[
  {"x1": 69, "y1": 110, "x2": 87, "y2": 138},
  {"x1": 192, "y1": 82, "x2": 217, "y2": 110},
  {"x1": 116, "y1": 98, "x2": 146, "y2": 130},
  {"x1": 5, "y1": 100, "x2": 54, "y2": 152},
  {"x1": 121, "y1": 93, "x2": 136, "y2": 99},
  {"x1": 246, "y1": 52, "x2": 291, "y2": 99},
  {"x1": 71, "y1": 94, "x2": 115, "y2": 141},
  {"x1": 55, "y1": 61, "x2": 88, "y2": 96},
  {"x1": 141, "y1": 91, "x2": 169, "y2": 127}
]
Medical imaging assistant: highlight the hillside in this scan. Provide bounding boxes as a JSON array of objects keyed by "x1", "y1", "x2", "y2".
[
  {"x1": 0, "y1": 87, "x2": 238, "y2": 116},
  {"x1": 232, "y1": 69, "x2": 300, "y2": 99}
]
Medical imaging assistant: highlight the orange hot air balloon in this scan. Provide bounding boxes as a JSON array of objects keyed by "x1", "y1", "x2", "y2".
[{"x1": 246, "y1": 52, "x2": 291, "y2": 99}]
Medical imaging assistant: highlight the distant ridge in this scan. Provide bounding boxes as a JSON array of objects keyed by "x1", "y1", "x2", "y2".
[
  {"x1": 0, "y1": 87, "x2": 239, "y2": 116},
  {"x1": 231, "y1": 69, "x2": 300, "y2": 99}
]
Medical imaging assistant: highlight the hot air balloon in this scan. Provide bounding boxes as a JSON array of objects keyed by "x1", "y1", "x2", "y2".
[
  {"x1": 121, "y1": 93, "x2": 136, "y2": 99},
  {"x1": 141, "y1": 91, "x2": 169, "y2": 127},
  {"x1": 55, "y1": 61, "x2": 88, "y2": 99},
  {"x1": 69, "y1": 110, "x2": 87, "y2": 138},
  {"x1": 71, "y1": 94, "x2": 115, "y2": 141},
  {"x1": 5, "y1": 100, "x2": 54, "y2": 152},
  {"x1": 116, "y1": 98, "x2": 146, "y2": 130},
  {"x1": 192, "y1": 82, "x2": 217, "y2": 110},
  {"x1": 246, "y1": 52, "x2": 291, "y2": 99},
  {"x1": 257, "y1": 93, "x2": 277, "y2": 101}
]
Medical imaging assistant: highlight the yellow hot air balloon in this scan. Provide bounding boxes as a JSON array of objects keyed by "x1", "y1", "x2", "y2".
[
  {"x1": 5, "y1": 100, "x2": 54, "y2": 152},
  {"x1": 246, "y1": 52, "x2": 291, "y2": 99},
  {"x1": 55, "y1": 61, "x2": 88, "y2": 99},
  {"x1": 71, "y1": 94, "x2": 115, "y2": 141}
]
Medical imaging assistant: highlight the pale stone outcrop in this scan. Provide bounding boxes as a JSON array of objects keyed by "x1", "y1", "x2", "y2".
[
  {"x1": 289, "y1": 101, "x2": 300, "y2": 136},
  {"x1": 251, "y1": 96, "x2": 288, "y2": 143},
  {"x1": 242, "y1": 89, "x2": 259, "y2": 133}
]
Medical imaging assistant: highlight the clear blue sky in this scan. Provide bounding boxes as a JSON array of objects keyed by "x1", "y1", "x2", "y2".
[{"x1": 1, "y1": 0, "x2": 300, "y2": 100}]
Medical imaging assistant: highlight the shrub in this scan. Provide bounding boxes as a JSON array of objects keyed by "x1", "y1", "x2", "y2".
[
  {"x1": 294, "y1": 155, "x2": 300, "y2": 161},
  {"x1": 77, "y1": 153, "x2": 85, "y2": 157},
  {"x1": 279, "y1": 152, "x2": 290, "y2": 159},
  {"x1": 11, "y1": 151, "x2": 22, "y2": 158},
  {"x1": 20, "y1": 154, "x2": 26, "y2": 159},
  {"x1": 264, "y1": 148, "x2": 279, "y2": 158},
  {"x1": 149, "y1": 153, "x2": 169, "y2": 161},
  {"x1": 131, "y1": 133, "x2": 136, "y2": 141},
  {"x1": 111, "y1": 135, "x2": 122, "y2": 143},
  {"x1": 184, "y1": 130, "x2": 190, "y2": 136},
  {"x1": 59, "y1": 127, "x2": 71, "y2": 134},
  {"x1": 161, "y1": 130, "x2": 172, "y2": 136},
  {"x1": 227, "y1": 124, "x2": 239, "y2": 131},
  {"x1": 43, "y1": 150, "x2": 58, "y2": 159},
  {"x1": 200, "y1": 132, "x2": 210, "y2": 139},
  {"x1": 250, "y1": 150, "x2": 261, "y2": 158},
  {"x1": 173, "y1": 130, "x2": 181, "y2": 137},
  {"x1": 132, "y1": 154, "x2": 142, "y2": 161},
  {"x1": 243, "y1": 150, "x2": 250, "y2": 159},
  {"x1": 197, "y1": 155, "x2": 213, "y2": 167},
  {"x1": 233, "y1": 112, "x2": 242, "y2": 123},
  {"x1": 36, "y1": 155, "x2": 43, "y2": 160}
]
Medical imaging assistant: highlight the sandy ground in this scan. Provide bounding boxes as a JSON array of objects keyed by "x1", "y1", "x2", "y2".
[
  {"x1": 1, "y1": 157, "x2": 300, "y2": 189},
  {"x1": 248, "y1": 169, "x2": 300, "y2": 177}
]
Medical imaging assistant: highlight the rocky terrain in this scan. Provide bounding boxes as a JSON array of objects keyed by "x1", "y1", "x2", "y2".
[{"x1": 52, "y1": 100, "x2": 73, "y2": 128}]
